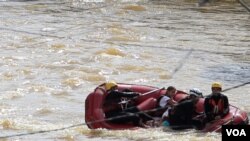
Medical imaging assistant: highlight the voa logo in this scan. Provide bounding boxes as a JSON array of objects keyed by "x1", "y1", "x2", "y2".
[{"x1": 226, "y1": 129, "x2": 246, "y2": 136}]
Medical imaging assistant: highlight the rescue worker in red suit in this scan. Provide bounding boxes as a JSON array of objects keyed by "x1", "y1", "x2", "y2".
[{"x1": 204, "y1": 82, "x2": 229, "y2": 122}]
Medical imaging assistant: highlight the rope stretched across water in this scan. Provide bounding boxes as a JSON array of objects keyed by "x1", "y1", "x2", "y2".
[
  {"x1": 238, "y1": 0, "x2": 250, "y2": 12},
  {"x1": 0, "y1": 106, "x2": 167, "y2": 139},
  {"x1": 1, "y1": 80, "x2": 249, "y2": 139},
  {"x1": 222, "y1": 81, "x2": 250, "y2": 92},
  {"x1": 10, "y1": 85, "x2": 224, "y2": 135},
  {"x1": 170, "y1": 49, "x2": 193, "y2": 77}
]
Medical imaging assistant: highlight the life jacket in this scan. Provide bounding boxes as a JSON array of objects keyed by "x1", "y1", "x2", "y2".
[
  {"x1": 209, "y1": 98, "x2": 224, "y2": 115},
  {"x1": 103, "y1": 90, "x2": 135, "y2": 113},
  {"x1": 101, "y1": 89, "x2": 121, "y2": 113}
]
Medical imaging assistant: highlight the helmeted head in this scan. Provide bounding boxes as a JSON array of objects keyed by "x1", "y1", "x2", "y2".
[
  {"x1": 166, "y1": 86, "x2": 176, "y2": 97},
  {"x1": 105, "y1": 81, "x2": 118, "y2": 91},
  {"x1": 211, "y1": 82, "x2": 222, "y2": 95},
  {"x1": 189, "y1": 88, "x2": 203, "y2": 98}
]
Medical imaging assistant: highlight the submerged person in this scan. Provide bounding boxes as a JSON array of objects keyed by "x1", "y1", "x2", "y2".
[
  {"x1": 104, "y1": 81, "x2": 157, "y2": 127},
  {"x1": 204, "y1": 82, "x2": 229, "y2": 122}
]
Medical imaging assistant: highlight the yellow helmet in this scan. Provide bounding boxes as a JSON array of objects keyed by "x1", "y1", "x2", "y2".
[
  {"x1": 211, "y1": 82, "x2": 222, "y2": 89},
  {"x1": 105, "y1": 81, "x2": 118, "y2": 90}
]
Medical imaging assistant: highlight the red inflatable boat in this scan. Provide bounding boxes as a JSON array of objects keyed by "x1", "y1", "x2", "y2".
[{"x1": 85, "y1": 83, "x2": 249, "y2": 132}]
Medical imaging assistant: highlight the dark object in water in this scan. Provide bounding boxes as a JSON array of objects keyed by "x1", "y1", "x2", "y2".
[{"x1": 198, "y1": 0, "x2": 211, "y2": 6}]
